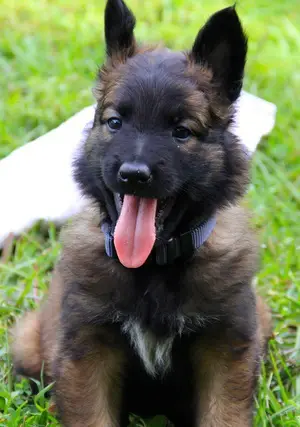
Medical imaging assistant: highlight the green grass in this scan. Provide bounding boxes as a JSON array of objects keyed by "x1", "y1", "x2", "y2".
[{"x1": 0, "y1": 0, "x2": 299, "y2": 425}]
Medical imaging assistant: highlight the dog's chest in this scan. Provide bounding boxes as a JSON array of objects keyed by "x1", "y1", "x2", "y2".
[
  {"x1": 122, "y1": 319, "x2": 174, "y2": 377},
  {"x1": 121, "y1": 313, "x2": 208, "y2": 377},
  {"x1": 114, "y1": 268, "x2": 212, "y2": 376}
]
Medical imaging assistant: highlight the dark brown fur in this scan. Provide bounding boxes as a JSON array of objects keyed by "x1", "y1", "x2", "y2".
[
  {"x1": 11, "y1": 2, "x2": 272, "y2": 426},
  {"x1": 12, "y1": 206, "x2": 272, "y2": 426}
]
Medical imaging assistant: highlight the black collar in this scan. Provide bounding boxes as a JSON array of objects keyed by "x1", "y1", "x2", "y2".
[{"x1": 101, "y1": 215, "x2": 216, "y2": 266}]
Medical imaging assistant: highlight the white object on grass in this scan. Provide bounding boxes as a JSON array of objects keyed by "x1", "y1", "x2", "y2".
[{"x1": 0, "y1": 91, "x2": 276, "y2": 247}]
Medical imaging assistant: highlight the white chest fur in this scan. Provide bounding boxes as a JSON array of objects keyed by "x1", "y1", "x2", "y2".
[
  {"x1": 121, "y1": 313, "x2": 214, "y2": 377},
  {"x1": 122, "y1": 320, "x2": 175, "y2": 377}
]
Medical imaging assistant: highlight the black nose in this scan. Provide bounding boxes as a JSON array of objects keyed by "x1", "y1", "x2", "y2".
[{"x1": 118, "y1": 162, "x2": 152, "y2": 185}]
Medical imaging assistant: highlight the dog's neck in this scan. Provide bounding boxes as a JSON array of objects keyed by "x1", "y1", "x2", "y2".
[
  {"x1": 97, "y1": 187, "x2": 217, "y2": 266},
  {"x1": 101, "y1": 214, "x2": 216, "y2": 266}
]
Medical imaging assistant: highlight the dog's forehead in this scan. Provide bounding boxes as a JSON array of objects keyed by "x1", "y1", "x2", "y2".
[
  {"x1": 136, "y1": 48, "x2": 187, "y2": 67},
  {"x1": 113, "y1": 49, "x2": 195, "y2": 109},
  {"x1": 125, "y1": 49, "x2": 187, "y2": 80}
]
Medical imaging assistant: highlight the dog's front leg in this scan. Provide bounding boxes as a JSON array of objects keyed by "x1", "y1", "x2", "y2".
[
  {"x1": 193, "y1": 340, "x2": 258, "y2": 427},
  {"x1": 192, "y1": 295, "x2": 271, "y2": 427},
  {"x1": 53, "y1": 326, "x2": 125, "y2": 427}
]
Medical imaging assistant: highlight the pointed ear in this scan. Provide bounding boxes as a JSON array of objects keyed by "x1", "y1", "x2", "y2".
[
  {"x1": 105, "y1": 0, "x2": 136, "y2": 58},
  {"x1": 191, "y1": 7, "x2": 247, "y2": 102}
]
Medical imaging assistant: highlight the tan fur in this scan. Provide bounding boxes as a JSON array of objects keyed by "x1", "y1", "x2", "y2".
[
  {"x1": 39, "y1": 269, "x2": 63, "y2": 377},
  {"x1": 97, "y1": 46, "x2": 230, "y2": 137},
  {"x1": 193, "y1": 343, "x2": 257, "y2": 427},
  {"x1": 12, "y1": 265, "x2": 125, "y2": 427},
  {"x1": 256, "y1": 295, "x2": 273, "y2": 348},
  {"x1": 11, "y1": 311, "x2": 42, "y2": 378},
  {"x1": 54, "y1": 339, "x2": 124, "y2": 427},
  {"x1": 11, "y1": 203, "x2": 271, "y2": 426},
  {"x1": 56, "y1": 205, "x2": 257, "y2": 289},
  {"x1": 10, "y1": 269, "x2": 63, "y2": 380},
  {"x1": 185, "y1": 55, "x2": 232, "y2": 123},
  {"x1": 192, "y1": 294, "x2": 271, "y2": 427},
  {"x1": 94, "y1": 44, "x2": 160, "y2": 103},
  {"x1": 10, "y1": 3, "x2": 271, "y2": 425}
]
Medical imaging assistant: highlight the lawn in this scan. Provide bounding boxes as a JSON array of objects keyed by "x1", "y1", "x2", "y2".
[{"x1": 0, "y1": 0, "x2": 299, "y2": 426}]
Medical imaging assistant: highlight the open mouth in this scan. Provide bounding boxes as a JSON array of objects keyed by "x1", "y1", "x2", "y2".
[
  {"x1": 114, "y1": 194, "x2": 175, "y2": 229},
  {"x1": 112, "y1": 193, "x2": 176, "y2": 269}
]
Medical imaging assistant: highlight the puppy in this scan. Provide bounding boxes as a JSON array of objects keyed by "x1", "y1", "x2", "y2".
[{"x1": 11, "y1": 1, "x2": 272, "y2": 426}]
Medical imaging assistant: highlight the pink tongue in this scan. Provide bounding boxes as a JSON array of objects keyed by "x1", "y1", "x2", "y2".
[{"x1": 114, "y1": 195, "x2": 157, "y2": 268}]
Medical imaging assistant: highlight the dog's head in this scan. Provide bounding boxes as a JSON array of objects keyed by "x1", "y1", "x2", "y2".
[{"x1": 75, "y1": 0, "x2": 250, "y2": 268}]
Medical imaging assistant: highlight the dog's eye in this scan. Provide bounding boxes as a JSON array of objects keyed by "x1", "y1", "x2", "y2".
[
  {"x1": 107, "y1": 117, "x2": 122, "y2": 131},
  {"x1": 172, "y1": 126, "x2": 191, "y2": 142}
]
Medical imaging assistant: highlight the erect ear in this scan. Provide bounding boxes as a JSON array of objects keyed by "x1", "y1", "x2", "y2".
[
  {"x1": 191, "y1": 6, "x2": 247, "y2": 102},
  {"x1": 105, "y1": 0, "x2": 136, "y2": 58}
]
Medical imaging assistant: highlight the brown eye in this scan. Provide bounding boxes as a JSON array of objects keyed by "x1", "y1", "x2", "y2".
[
  {"x1": 107, "y1": 117, "x2": 122, "y2": 131},
  {"x1": 172, "y1": 126, "x2": 191, "y2": 142}
]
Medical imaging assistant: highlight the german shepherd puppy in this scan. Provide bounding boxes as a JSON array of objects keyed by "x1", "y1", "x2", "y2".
[{"x1": 11, "y1": 1, "x2": 272, "y2": 426}]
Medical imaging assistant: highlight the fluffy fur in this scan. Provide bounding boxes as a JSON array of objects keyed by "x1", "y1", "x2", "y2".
[{"x1": 11, "y1": 1, "x2": 272, "y2": 426}]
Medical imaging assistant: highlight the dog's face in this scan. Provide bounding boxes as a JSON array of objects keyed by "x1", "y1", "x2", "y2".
[{"x1": 75, "y1": 0, "x2": 250, "y2": 268}]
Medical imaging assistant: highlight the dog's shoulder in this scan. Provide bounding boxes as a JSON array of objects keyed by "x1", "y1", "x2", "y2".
[
  {"x1": 209, "y1": 205, "x2": 258, "y2": 256},
  {"x1": 58, "y1": 205, "x2": 118, "y2": 285},
  {"x1": 190, "y1": 204, "x2": 259, "y2": 291},
  {"x1": 61, "y1": 204, "x2": 105, "y2": 251}
]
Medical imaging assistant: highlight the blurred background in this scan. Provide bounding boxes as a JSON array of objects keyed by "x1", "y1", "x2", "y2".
[{"x1": 0, "y1": 1, "x2": 299, "y2": 426}]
